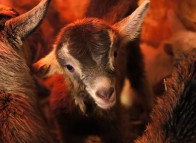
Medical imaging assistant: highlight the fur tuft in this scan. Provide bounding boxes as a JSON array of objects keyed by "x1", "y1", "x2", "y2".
[{"x1": 136, "y1": 49, "x2": 196, "y2": 143}]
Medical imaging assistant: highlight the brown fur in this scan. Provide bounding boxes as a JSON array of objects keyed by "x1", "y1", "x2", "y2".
[
  {"x1": 0, "y1": 0, "x2": 51, "y2": 142},
  {"x1": 136, "y1": 49, "x2": 196, "y2": 143},
  {"x1": 40, "y1": 74, "x2": 130, "y2": 143}
]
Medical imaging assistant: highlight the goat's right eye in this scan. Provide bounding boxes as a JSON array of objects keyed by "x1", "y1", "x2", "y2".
[{"x1": 65, "y1": 64, "x2": 74, "y2": 72}]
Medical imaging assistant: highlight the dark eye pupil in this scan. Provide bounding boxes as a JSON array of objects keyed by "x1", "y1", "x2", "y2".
[
  {"x1": 114, "y1": 51, "x2": 117, "y2": 58},
  {"x1": 66, "y1": 64, "x2": 74, "y2": 72}
]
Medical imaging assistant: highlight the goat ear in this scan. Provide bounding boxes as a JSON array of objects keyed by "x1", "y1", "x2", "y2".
[
  {"x1": 33, "y1": 50, "x2": 63, "y2": 78},
  {"x1": 5, "y1": 0, "x2": 50, "y2": 40},
  {"x1": 113, "y1": 0, "x2": 150, "y2": 42}
]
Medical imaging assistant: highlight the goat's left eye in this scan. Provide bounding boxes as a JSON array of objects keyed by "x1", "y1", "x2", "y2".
[{"x1": 65, "y1": 64, "x2": 74, "y2": 72}]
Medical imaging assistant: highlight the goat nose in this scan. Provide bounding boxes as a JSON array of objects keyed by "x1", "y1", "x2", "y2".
[{"x1": 96, "y1": 87, "x2": 114, "y2": 100}]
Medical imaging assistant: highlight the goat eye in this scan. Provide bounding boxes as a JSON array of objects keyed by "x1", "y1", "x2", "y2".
[
  {"x1": 114, "y1": 51, "x2": 117, "y2": 58},
  {"x1": 65, "y1": 64, "x2": 74, "y2": 72}
]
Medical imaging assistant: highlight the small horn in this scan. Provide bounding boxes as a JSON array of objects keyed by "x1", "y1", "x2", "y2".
[
  {"x1": 113, "y1": 0, "x2": 150, "y2": 41},
  {"x1": 5, "y1": 0, "x2": 51, "y2": 40}
]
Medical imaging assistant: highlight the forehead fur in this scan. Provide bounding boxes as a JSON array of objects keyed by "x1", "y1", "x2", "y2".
[{"x1": 56, "y1": 18, "x2": 119, "y2": 68}]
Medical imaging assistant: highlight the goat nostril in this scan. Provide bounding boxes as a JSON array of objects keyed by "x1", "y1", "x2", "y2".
[
  {"x1": 108, "y1": 87, "x2": 114, "y2": 97},
  {"x1": 96, "y1": 87, "x2": 114, "y2": 100}
]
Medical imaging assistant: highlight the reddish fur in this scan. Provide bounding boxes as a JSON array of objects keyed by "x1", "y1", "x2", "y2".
[
  {"x1": 0, "y1": 0, "x2": 51, "y2": 142},
  {"x1": 136, "y1": 49, "x2": 196, "y2": 143},
  {"x1": 0, "y1": 93, "x2": 50, "y2": 143},
  {"x1": 44, "y1": 74, "x2": 74, "y2": 115}
]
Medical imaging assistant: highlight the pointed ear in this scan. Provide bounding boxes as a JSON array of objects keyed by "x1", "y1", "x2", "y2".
[
  {"x1": 33, "y1": 49, "x2": 63, "y2": 78},
  {"x1": 5, "y1": 0, "x2": 51, "y2": 40},
  {"x1": 113, "y1": 0, "x2": 150, "y2": 41}
]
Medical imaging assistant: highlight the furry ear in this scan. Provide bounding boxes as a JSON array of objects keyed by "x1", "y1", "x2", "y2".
[
  {"x1": 113, "y1": 0, "x2": 150, "y2": 42},
  {"x1": 33, "y1": 49, "x2": 63, "y2": 77},
  {"x1": 5, "y1": 0, "x2": 50, "y2": 40}
]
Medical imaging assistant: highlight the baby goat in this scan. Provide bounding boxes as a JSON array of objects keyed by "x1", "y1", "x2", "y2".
[
  {"x1": 34, "y1": 0, "x2": 150, "y2": 142},
  {"x1": 0, "y1": 0, "x2": 51, "y2": 142}
]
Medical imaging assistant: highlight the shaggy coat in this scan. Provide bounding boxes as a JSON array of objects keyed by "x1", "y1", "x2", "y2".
[
  {"x1": 0, "y1": 0, "x2": 51, "y2": 142},
  {"x1": 136, "y1": 49, "x2": 196, "y2": 143}
]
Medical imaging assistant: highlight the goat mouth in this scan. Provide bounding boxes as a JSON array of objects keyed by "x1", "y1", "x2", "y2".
[{"x1": 95, "y1": 96, "x2": 116, "y2": 109}]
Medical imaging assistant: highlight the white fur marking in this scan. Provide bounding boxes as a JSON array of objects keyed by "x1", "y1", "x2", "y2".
[{"x1": 108, "y1": 30, "x2": 116, "y2": 71}]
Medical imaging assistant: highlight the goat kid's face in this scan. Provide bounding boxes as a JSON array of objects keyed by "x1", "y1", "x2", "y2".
[
  {"x1": 56, "y1": 20, "x2": 119, "y2": 109},
  {"x1": 34, "y1": 0, "x2": 150, "y2": 110}
]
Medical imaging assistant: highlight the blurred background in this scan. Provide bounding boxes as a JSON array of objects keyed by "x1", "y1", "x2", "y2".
[{"x1": 0, "y1": 0, "x2": 195, "y2": 141}]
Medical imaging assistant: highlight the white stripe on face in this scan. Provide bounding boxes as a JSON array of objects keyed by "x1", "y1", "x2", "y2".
[
  {"x1": 57, "y1": 43, "x2": 83, "y2": 77},
  {"x1": 108, "y1": 30, "x2": 117, "y2": 71}
]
